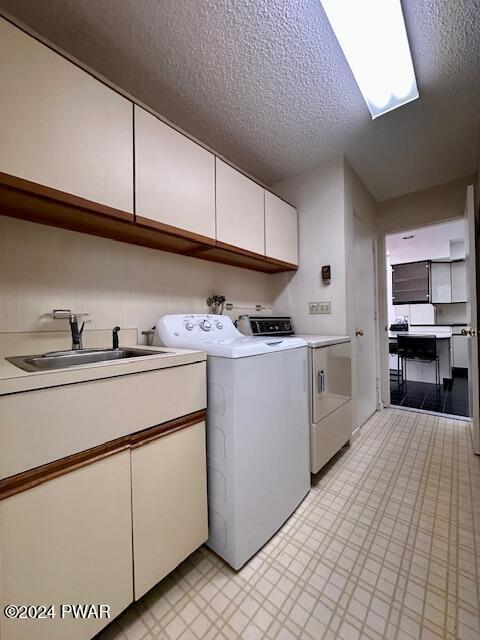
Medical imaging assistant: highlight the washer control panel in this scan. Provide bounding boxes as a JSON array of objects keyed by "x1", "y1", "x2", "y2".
[
  {"x1": 236, "y1": 316, "x2": 294, "y2": 337},
  {"x1": 155, "y1": 314, "x2": 242, "y2": 348},
  {"x1": 174, "y1": 314, "x2": 237, "y2": 336}
]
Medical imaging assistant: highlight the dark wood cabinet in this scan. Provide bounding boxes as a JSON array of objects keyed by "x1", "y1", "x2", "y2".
[{"x1": 392, "y1": 260, "x2": 430, "y2": 304}]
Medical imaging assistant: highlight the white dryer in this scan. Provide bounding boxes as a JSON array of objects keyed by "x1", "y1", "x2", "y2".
[
  {"x1": 155, "y1": 314, "x2": 310, "y2": 570},
  {"x1": 236, "y1": 316, "x2": 352, "y2": 474}
]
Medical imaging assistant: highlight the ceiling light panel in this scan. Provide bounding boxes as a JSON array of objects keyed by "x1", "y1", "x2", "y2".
[{"x1": 320, "y1": 0, "x2": 419, "y2": 118}]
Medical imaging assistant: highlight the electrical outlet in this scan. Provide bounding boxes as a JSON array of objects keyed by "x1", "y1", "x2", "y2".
[{"x1": 309, "y1": 301, "x2": 331, "y2": 314}]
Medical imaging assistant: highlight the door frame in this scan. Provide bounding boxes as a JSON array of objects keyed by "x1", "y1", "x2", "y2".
[{"x1": 377, "y1": 215, "x2": 468, "y2": 411}]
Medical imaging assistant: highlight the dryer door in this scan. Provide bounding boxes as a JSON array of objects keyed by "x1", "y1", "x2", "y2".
[{"x1": 311, "y1": 342, "x2": 352, "y2": 423}]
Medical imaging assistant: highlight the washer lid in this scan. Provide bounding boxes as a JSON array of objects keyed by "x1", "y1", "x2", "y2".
[{"x1": 178, "y1": 335, "x2": 307, "y2": 358}]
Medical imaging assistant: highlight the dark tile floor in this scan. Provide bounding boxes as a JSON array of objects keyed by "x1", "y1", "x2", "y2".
[{"x1": 390, "y1": 372, "x2": 469, "y2": 417}]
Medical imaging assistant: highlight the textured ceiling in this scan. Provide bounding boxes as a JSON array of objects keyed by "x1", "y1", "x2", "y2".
[{"x1": 1, "y1": 0, "x2": 479, "y2": 200}]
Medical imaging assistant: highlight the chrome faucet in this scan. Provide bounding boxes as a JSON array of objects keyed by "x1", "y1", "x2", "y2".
[{"x1": 52, "y1": 309, "x2": 90, "y2": 350}]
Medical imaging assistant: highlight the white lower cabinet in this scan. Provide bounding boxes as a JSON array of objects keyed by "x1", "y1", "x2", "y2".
[
  {"x1": 311, "y1": 401, "x2": 352, "y2": 474},
  {"x1": 0, "y1": 420, "x2": 209, "y2": 639},
  {"x1": 0, "y1": 452, "x2": 133, "y2": 640},
  {"x1": 453, "y1": 335, "x2": 469, "y2": 369},
  {"x1": 131, "y1": 421, "x2": 208, "y2": 599}
]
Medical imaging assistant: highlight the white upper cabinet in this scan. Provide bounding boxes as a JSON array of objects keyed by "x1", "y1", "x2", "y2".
[
  {"x1": 134, "y1": 105, "x2": 215, "y2": 239},
  {"x1": 431, "y1": 263, "x2": 451, "y2": 303},
  {"x1": 264, "y1": 191, "x2": 298, "y2": 265},
  {"x1": 451, "y1": 261, "x2": 467, "y2": 302},
  {"x1": 431, "y1": 261, "x2": 467, "y2": 304},
  {"x1": 215, "y1": 159, "x2": 265, "y2": 255},
  {"x1": 0, "y1": 18, "x2": 133, "y2": 213}
]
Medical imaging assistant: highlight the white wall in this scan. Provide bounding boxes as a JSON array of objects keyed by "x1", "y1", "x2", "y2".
[
  {"x1": 0, "y1": 216, "x2": 274, "y2": 337},
  {"x1": 450, "y1": 239, "x2": 466, "y2": 259},
  {"x1": 377, "y1": 175, "x2": 475, "y2": 234},
  {"x1": 270, "y1": 157, "x2": 347, "y2": 334}
]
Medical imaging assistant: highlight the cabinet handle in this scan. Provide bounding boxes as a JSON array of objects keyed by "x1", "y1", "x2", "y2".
[
  {"x1": 318, "y1": 370, "x2": 325, "y2": 393},
  {"x1": 355, "y1": 329, "x2": 364, "y2": 337}
]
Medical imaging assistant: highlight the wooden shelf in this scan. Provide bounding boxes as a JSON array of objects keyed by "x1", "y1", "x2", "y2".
[{"x1": 0, "y1": 172, "x2": 298, "y2": 274}]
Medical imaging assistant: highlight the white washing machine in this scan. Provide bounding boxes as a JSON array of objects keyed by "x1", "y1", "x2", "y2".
[{"x1": 155, "y1": 314, "x2": 310, "y2": 570}]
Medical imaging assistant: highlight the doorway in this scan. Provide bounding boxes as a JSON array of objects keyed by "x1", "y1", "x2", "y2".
[{"x1": 384, "y1": 219, "x2": 469, "y2": 417}]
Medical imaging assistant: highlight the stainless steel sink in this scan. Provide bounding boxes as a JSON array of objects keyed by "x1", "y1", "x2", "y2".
[{"x1": 6, "y1": 347, "x2": 172, "y2": 372}]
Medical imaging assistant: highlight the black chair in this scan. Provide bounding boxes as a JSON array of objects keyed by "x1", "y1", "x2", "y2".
[
  {"x1": 397, "y1": 335, "x2": 440, "y2": 389},
  {"x1": 389, "y1": 340, "x2": 403, "y2": 384}
]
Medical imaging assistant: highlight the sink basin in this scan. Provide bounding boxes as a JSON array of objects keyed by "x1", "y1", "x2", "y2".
[{"x1": 6, "y1": 347, "x2": 172, "y2": 372}]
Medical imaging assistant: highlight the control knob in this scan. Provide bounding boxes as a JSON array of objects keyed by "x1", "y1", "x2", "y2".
[
  {"x1": 215, "y1": 320, "x2": 224, "y2": 329},
  {"x1": 185, "y1": 322, "x2": 195, "y2": 331},
  {"x1": 199, "y1": 319, "x2": 212, "y2": 331}
]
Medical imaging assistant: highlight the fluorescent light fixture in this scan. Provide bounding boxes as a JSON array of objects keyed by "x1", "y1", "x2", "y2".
[{"x1": 320, "y1": 0, "x2": 419, "y2": 118}]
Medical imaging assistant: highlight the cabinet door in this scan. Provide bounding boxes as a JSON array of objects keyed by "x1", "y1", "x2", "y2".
[
  {"x1": 391, "y1": 263, "x2": 411, "y2": 304},
  {"x1": 451, "y1": 261, "x2": 467, "y2": 303},
  {"x1": 134, "y1": 106, "x2": 215, "y2": 239},
  {"x1": 0, "y1": 452, "x2": 133, "y2": 640},
  {"x1": 216, "y1": 159, "x2": 265, "y2": 254},
  {"x1": 453, "y1": 335, "x2": 469, "y2": 368},
  {"x1": 131, "y1": 421, "x2": 208, "y2": 599},
  {"x1": 408, "y1": 261, "x2": 431, "y2": 303},
  {"x1": 311, "y1": 343, "x2": 351, "y2": 423},
  {"x1": 431, "y1": 263, "x2": 452, "y2": 303},
  {"x1": 0, "y1": 18, "x2": 133, "y2": 213},
  {"x1": 265, "y1": 191, "x2": 298, "y2": 265},
  {"x1": 392, "y1": 262, "x2": 430, "y2": 304}
]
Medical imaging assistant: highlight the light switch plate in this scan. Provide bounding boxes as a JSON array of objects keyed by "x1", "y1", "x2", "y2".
[{"x1": 309, "y1": 301, "x2": 331, "y2": 314}]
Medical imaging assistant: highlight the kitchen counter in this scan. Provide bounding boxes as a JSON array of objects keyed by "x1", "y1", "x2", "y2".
[
  {"x1": 409, "y1": 323, "x2": 467, "y2": 327},
  {"x1": 0, "y1": 329, "x2": 208, "y2": 480},
  {"x1": 296, "y1": 334, "x2": 351, "y2": 348},
  {"x1": 389, "y1": 331, "x2": 452, "y2": 383},
  {"x1": 0, "y1": 344, "x2": 205, "y2": 396},
  {"x1": 389, "y1": 331, "x2": 452, "y2": 339}
]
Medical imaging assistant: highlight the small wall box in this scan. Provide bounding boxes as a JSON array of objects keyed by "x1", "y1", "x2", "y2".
[{"x1": 322, "y1": 265, "x2": 331, "y2": 284}]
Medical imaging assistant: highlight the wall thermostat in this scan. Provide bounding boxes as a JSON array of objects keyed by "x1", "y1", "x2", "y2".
[{"x1": 322, "y1": 265, "x2": 331, "y2": 283}]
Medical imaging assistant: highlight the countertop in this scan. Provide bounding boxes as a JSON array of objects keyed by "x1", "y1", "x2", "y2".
[
  {"x1": 296, "y1": 334, "x2": 351, "y2": 348},
  {"x1": 409, "y1": 323, "x2": 467, "y2": 327},
  {"x1": 389, "y1": 331, "x2": 452, "y2": 339},
  {"x1": 0, "y1": 345, "x2": 206, "y2": 396}
]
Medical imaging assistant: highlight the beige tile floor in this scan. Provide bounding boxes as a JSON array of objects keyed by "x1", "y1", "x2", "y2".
[{"x1": 98, "y1": 408, "x2": 480, "y2": 640}]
